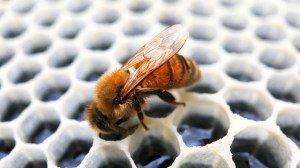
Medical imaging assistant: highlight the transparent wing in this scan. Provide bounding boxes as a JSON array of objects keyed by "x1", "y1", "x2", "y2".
[{"x1": 120, "y1": 24, "x2": 189, "y2": 99}]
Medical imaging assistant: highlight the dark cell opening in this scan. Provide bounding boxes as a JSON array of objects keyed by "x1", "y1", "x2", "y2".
[
  {"x1": 0, "y1": 55, "x2": 13, "y2": 67},
  {"x1": 53, "y1": 56, "x2": 76, "y2": 68},
  {"x1": 12, "y1": 69, "x2": 40, "y2": 84},
  {"x1": 191, "y1": 48, "x2": 219, "y2": 65},
  {"x1": 227, "y1": 72, "x2": 254, "y2": 82},
  {"x1": 98, "y1": 129, "x2": 135, "y2": 141},
  {"x1": 58, "y1": 21, "x2": 82, "y2": 39},
  {"x1": 233, "y1": 152, "x2": 268, "y2": 168},
  {"x1": 1, "y1": 21, "x2": 26, "y2": 39},
  {"x1": 223, "y1": 37, "x2": 253, "y2": 53},
  {"x1": 231, "y1": 136, "x2": 288, "y2": 168},
  {"x1": 227, "y1": 101, "x2": 261, "y2": 121},
  {"x1": 159, "y1": 14, "x2": 181, "y2": 26},
  {"x1": 25, "y1": 160, "x2": 47, "y2": 168},
  {"x1": 83, "y1": 69, "x2": 105, "y2": 82},
  {"x1": 187, "y1": 84, "x2": 217, "y2": 94},
  {"x1": 41, "y1": 87, "x2": 69, "y2": 102},
  {"x1": 129, "y1": 1, "x2": 149, "y2": 13},
  {"x1": 24, "y1": 35, "x2": 51, "y2": 55},
  {"x1": 98, "y1": 158, "x2": 132, "y2": 168},
  {"x1": 71, "y1": 102, "x2": 88, "y2": 121},
  {"x1": 57, "y1": 140, "x2": 92, "y2": 167},
  {"x1": 255, "y1": 24, "x2": 285, "y2": 41},
  {"x1": 68, "y1": 0, "x2": 90, "y2": 13},
  {"x1": 1, "y1": 101, "x2": 30, "y2": 122},
  {"x1": 132, "y1": 136, "x2": 178, "y2": 168},
  {"x1": 177, "y1": 114, "x2": 227, "y2": 147},
  {"x1": 0, "y1": 46, "x2": 14, "y2": 67},
  {"x1": 144, "y1": 101, "x2": 176, "y2": 118},
  {"x1": 28, "y1": 121, "x2": 60, "y2": 144},
  {"x1": 93, "y1": 9, "x2": 119, "y2": 24},
  {"x1": 2, "y1": 28, "x2": 25, "y2": 39},
  {"x1": 189, "y1": 25, "x2": 216, "y2": 41},
  {"x1": 0, "y1": 138, "x2": 15, "y2": 160},
  {"x1": 124, "y1": 24, "x2": 147, "y2": 36},
  {"x1": 180, "y1": 163, "x2": 218, "y2": 168},
  {"x1": 86, "y1": 40, "x2": 113, "y2": 51},
  {"x1": 279, "y1": 126, "x2": 300, "y2": 148},
  {"x1": 268, "y1": 89, "x2": 296, "y2": 103}
]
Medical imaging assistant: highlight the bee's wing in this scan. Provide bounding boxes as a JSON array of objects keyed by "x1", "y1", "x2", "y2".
[{"x1": 120, "y1": 24, "x2": 189, "y2": 99}]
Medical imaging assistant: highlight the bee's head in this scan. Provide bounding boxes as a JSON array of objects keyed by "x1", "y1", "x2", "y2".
[{"x1": 84, "y1": 101, "x2": 134, "y2": 135}]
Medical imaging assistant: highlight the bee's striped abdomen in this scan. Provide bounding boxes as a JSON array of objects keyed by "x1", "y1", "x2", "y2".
[{"x1": 141, "y1": 54, "x2": 201, "y2": 89}]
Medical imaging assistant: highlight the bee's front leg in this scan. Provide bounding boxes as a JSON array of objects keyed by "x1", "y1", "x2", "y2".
[{"x1": 132, "y1": 96, "x2": 149, "y2": 131}]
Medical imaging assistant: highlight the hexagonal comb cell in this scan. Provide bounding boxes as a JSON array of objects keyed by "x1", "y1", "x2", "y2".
[
  {"x1": 8, "y1": 60, "x2": 41, "y2": 84},
  {"x1": 286, "y1": 11, "x2": 300, "y2": 28},
  {"x1": 189, "y1": 46, "x2": 220, "y2": 65},
  {"x1": 277, "y1": 108, "x2": 300, "y2": 148},
  {"x1": 58, "y1": 20, "x2": 83, "y2": 39},
  {"x1": 23, "y1": 33, "x2": 52, "y2": 55},
  {"x1": 92, "y1": 7, "x2": 119, "y2": 24},
  {"x1": 189, "y1": 1, "x2": 213, "y2": 16},
  {"x1": 35, "y1": 74, "x2": 70, "y2": 102},
  {"x1": 19, "y1": 107, "x2": 60, "y2": 144},
  {"x1": 144, "y1": 96, "x2": 176, "y2": 118},
  {"x1": 128, "y1": 0, "x2": 151, "y2": 13},
  {"x1": 0, "y1": 18, "x2": 27, "y2": 39},
  {"x1": 84, "y1": 30, "x2": 115, "y2": 51},
  {"x1": 5, "y1": 147, "x2": 47, "y2": 168},
  {"x1": 114, "y1": 43, "x2": 140, "y2": 65},
  {"x1": 0, "y1": 138, "x2": 15, "y2": 160},
  {"x1": 49, "y1": 125, "x2": 93, "y2": 167},
  {"x1": 224, "y1": 87, "x2": 273, "y2": 121},
  {"x1": 255, "y1": 24, "x2": 286, "y2": 41},
  {"x1": 48, "y1": 46, "x2": 78, "y2": 68},
  {"x1": 186, "y1": 70, "x2": 224, "y2": 94},
  {"x1": 35, "y1": 8, "x2": 59, "y2": 27},
  {"x1": 225, "y1": 59, "x2": 262, "y2": 82},
  {"x1": 0, "y1": 127, "x2": 15, "y2": 160},
  {"x1": 12, "y1": 0, "x2": 34, "y2": 13},
  {"x1": 231, "y1": 127, "x2": 292, "y2": 168},
  {"x1": 223, "y1": 36, "x2": 253, "y2": 53},
  {"x1": 129, "y1": 124, "x2": 180, "y2": 167},
  {"x1": 123, "y1": 20, "x2": 149, "y2": 36},
  {"x1": 251, "y1": 2, "x2": 277, "y2": 17},
  {"x1": 267, "y1": 73, "x2": 300, "y2": 103},
  {"x1": 174, "y1": 98, "x2": 230, "y2": 147},
  {"x1": 84, "y1": 146, "x2": 132, "y2": 168},
  {"x1": 62, "y1": 86, "x2": 92, "y2": 121},
  {"x1": 222, "y1": 14, "x2": 248, "y2": 31},
  {"x1": 0, "y1": 45, "x2": 14, "y2": 67},
  {"x1": 177, "y1": 151, "x2": 230, "y2": 168},
  {"x1": 259, "y1": 47, "x2": 295, "y2": 70},
  {"x1": 0, "y1": 90, "x2": 30, "y2": 122},
  {"x1": 158, "y1": 10, "x2": 182, "y2": 26},
  {"x1": 76, "y1": 57, "x2": 109, "y2": 82},
  {"x1": 189, "y1": 24, "x2": 217, "y2": 41},
  {"x1": 67, "y1": 0, "x2": 91, "y2": 13}
]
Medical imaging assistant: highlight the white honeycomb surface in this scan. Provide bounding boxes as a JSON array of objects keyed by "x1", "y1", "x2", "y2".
[{"x1": 0, "y1": 0, "x2": 300, "y2": 167}]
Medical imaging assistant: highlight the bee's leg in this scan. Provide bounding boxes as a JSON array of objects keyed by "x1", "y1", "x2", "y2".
[
  {"x1": 132, "y1": 96, "x2": 149, "y2": 131},
  {"x1": 136, "y1": 88, "x2": 185, "y2": 106}
]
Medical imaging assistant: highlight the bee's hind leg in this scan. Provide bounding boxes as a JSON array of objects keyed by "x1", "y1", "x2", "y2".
[
  {"x1": 132, "y1": 96, "x2": 149, "y2": 131},
  {"x1": 136, "y1": 88, "x2": 186, "y2": 106}
]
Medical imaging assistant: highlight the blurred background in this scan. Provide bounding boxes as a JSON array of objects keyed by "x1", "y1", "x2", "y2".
[{"x1": 0, "y1": 0, "x2": 300, "y2": 168}]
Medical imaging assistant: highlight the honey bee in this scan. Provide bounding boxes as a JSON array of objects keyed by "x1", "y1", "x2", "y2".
[{"x1": 85, "y1": 24, "x2": 201, "y2": 136}]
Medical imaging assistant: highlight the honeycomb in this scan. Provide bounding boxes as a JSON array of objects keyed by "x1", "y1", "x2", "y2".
[{"x1": 0, "y1": 0, "x2": 300, "y2": 167}]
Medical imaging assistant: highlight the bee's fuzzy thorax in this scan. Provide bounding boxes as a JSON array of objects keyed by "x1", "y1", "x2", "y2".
[{"x1": 94, "y1": 69, "x2": 130, "y2": 118}]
